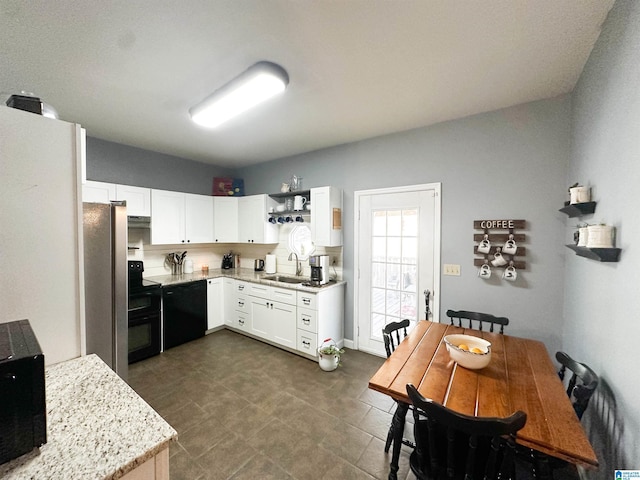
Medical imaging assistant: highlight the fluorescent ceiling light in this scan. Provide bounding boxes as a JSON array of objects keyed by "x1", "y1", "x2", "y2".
[{"x1": 190, "y1": 61, "x2": 289, "y2": 128}]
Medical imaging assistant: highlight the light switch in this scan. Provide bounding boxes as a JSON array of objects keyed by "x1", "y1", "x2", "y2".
[{"x1": 444, "y1": 264, "x2": 461, "y2": 276}]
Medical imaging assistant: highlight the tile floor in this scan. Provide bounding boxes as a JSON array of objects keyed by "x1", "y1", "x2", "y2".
[
  {"x1": 128, "y1": 329, "x2": 570, "y2": 480},
  {"x1": 128, "y1": 329, "x2": 414, "y2": 480}
]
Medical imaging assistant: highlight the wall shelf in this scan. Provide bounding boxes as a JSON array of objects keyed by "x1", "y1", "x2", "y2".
[
  {"x1": 269, "y1": 189, "x2": 310, "y2": 200},
  {"x1": 565, "y1": 244, "x2": 621, "y2": 262},
  {"x1": 559, "y1": 202, "x2": 596, "y2": 217}
]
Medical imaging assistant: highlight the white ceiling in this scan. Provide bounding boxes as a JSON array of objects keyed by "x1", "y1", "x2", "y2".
[{"x1": 0, "y1": 1, "x2": 614, "y2": 168}]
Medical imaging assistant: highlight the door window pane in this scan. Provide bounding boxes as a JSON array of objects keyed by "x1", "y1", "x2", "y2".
[{"x1": 370, "y1": 207, "x2": 420, "y2": 331}]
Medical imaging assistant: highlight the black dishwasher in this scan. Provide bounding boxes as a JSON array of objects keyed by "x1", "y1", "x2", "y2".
[{"x1": 162, "y1": 281, "x2": 207, "y2": 350}]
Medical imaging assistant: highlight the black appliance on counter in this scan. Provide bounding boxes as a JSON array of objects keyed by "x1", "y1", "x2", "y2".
[
  {"x1": 163, "y1": 281, "x2": 207, "y2": 350},
  {"x1": 128, "y1": 261, "x2": 162, "y2": 364},
  {"x1": 221, "y1": 253, "x2": 234, "y2": 269},
  {"x1": 0, "y1": 319, "x2": 47, "y2": 465}
]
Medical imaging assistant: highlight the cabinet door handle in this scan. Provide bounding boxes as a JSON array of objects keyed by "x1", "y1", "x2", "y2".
[
  {"x1": 238, "y1": 285, "x2": 244, "y2": 291},
  {"x1": 239, "y1": 319, "x2": 244, "y2": 325},
  {"x1": 302, "y1": 298, "x2": 311, "y2": 305},
  {"x1": 302, "y1": 340, "x2": 310, "y2": 348},
  {"x1": 302, "y1": 318, "x2": 310, "y2": 325},
  {"x1": 238, "y1": 301, "x2": 244, "y2": 307}
]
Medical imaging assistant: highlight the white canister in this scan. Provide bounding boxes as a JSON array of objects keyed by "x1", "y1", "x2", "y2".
[
  {"x1": 183, "y1": 259, "x2": 194, "y2": 274},
  {"x1": 577, "y1": 227, "x2": 589, "y2": 247},
  {"x1": 586, "y1": 225, "x2": 614, "y2": 248},
  {"x1": 265, "y1": 254, "x2": 276, "y2": 274},
  {"x1": 569, "y1": 186, "x2": 591, "y2": 204}
]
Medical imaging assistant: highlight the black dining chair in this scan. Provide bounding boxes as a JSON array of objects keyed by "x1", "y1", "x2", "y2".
[
  {"x1": 382, "y1": 319, "x2": 412, "y2": 452},
  {"x1": 446, "y1": 309, "x2": 509, "y2": 334},
  {"x1": 407, "y1": 383, "x2": 527, "y2": 480},
  {"x1": 517, "y1": 351, "x2": 599, "y2": 479}
]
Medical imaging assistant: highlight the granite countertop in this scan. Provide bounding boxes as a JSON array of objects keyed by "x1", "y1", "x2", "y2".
[
  {"x1": 0, "y1": 354, "x2": 177, "y2": 480},
  {"x1": 148, "y1": 267, "x2": 346, "y2": 292}
]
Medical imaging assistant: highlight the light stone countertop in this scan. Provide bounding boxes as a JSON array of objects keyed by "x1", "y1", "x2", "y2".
[
  {"x1": 0, "y1": 354, "x2": 177, "y2": 480},
  {"x1": 148, "y1": 267, "x2": 346, "y2": 292}
]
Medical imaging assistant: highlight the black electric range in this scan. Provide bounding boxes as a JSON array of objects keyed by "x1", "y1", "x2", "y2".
[{"x1": 127, "y1": 261, "x2": 162, "y2": 363}]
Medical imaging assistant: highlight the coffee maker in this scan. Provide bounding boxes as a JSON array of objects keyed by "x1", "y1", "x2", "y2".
[{"x1": 309, "y1": 255, "x2": 330, "y2": 286}]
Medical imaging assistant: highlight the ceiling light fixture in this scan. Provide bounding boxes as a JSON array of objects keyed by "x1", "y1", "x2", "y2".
[{"x1": 189, "y1": 61, "x2": 289, "y2": 128}]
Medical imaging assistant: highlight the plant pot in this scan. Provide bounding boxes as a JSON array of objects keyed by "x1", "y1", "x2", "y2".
[
  {"x1": 318, "y1": 351, "x2": 340, "y2": 371},
  {"x1": 569, "y1": 186, "x2": 590, "y2": 204},
  {"x1": 317, "y1": 338, "x2": 341, "y2": 371}
]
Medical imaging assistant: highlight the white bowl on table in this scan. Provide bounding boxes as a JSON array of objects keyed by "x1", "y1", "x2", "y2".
[{"x1": 444, "y1": 334, "x2": 492, "y2": 370}]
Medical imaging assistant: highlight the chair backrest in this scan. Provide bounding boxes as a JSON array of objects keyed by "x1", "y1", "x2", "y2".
[
  {"x1": 446, "y1": 309, "x2": 509, "y2": 334},
  {"x1": 382, "y1": 319, "x2": 410, "y2": 358},
  {"x1": 407, "y1": 384, "x2": 527, "y2": 480},
  {"x1": 556, "y1": 351, "x2": 599, "y2": 420}
]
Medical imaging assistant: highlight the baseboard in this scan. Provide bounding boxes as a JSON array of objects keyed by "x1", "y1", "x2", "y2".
[{"x1": 344, "y1": 339, "x2": 355, "y2": 350}]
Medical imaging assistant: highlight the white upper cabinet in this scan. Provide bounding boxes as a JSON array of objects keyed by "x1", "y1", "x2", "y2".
[
  {"x1": 151, "y1": 189, "x2": 213, "y2": 245},
  {"x1": 311, "y1": 186, "x2": 343, "y2": 246},
  {"x1": 116, "y1": 185, "x2": 151, "y2": 217},
  {"x1": 83, "y1": 180, "x2": 116, "y2": 204},
  {"x1": 213, "y1": 197, "x2": 238, "y2": 243},
  {"x1": 185, "y1": 193, "x2": 214, "y2": 243},
  {"x1": 238, "y1": 194, "x2": 278, "y2": 244},
  {"x1": 82, "y1": 181, "x2": 151, "y2": 217}
]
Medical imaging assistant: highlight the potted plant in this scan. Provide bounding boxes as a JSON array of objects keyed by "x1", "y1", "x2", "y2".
[
  {"x1": 568, "y1": 182, "x2": 591, "y2": 204},
  {"x1": 317, "y1": 338, "x2": 344, "y2": 371}
]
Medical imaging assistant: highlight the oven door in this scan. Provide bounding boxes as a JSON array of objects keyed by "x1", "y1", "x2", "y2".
[{"x1": 128, "y1": 311, "x2": 161, "y2": 364}]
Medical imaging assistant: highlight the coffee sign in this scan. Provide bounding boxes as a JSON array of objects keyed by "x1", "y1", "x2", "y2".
[{"x1": 474, "y1": 219, "x2": 525, "y2": 230}]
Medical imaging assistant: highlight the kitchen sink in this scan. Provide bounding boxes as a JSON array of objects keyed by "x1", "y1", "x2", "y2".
[{"x1": 263, "y1": 275, "x2": 306, "y2": 284}]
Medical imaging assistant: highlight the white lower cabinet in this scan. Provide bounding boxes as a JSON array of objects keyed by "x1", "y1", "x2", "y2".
[
  {"x1": 248, "y1": 284, "x2": 297, "y2": 349},
  {"x1": 206, "y1": 278, "x2": 224, "y2": 331},
  {"x1": 220, "y1": 277, "x2": 344, "y2": 359},
  {"x1": 223, "y1": 278, "x2": 236, "y2": 326},
  {"x1": 296, "y1": 285, "x2": 344, "y2": 357}
]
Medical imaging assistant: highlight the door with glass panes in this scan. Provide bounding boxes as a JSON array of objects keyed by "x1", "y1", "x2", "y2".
[{"x1": 355, "y1": 184, "x2": 440, "y2": 356}]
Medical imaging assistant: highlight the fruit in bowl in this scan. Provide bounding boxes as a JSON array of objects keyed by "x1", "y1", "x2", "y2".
[{"x1": 443, "y1": 334, "x2": 492, "y2": 370}]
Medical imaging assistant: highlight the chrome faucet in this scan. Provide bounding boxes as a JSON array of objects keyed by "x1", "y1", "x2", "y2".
[{"x1": 288, "y1": 252, "x2": 302, "y2": 276}]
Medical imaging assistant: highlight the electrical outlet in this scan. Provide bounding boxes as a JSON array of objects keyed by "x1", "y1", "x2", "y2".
[{"x1": 444, "y1": 264, "x2": 461, "y2": 276}]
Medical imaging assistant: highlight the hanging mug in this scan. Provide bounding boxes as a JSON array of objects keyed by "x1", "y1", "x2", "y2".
[
  {"x1": 477, "y1": 235, "x2": 491, "y2": 254},
  {"x1": 503, "y1": 234, "x2": 517, "y2": 255},
  {"x1": 491, "y1": 248, "x2": 507, "y2": 267},
  {"x1": 478, "y1": 262, "x2": 492, "y2": 279},
  {"x1": 503, "y1": 263, "x2": 517, "y2": 282}
]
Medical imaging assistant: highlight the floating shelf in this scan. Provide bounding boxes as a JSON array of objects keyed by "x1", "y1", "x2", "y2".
[
  {"x1": 559, "y1": 202, "x2": 596, "y2": 217},
  {"x1": 268, "y1": 210, "x2": 310, "y2": 216},
  {"x1": 268, "y1": 189, "x2": 311, "y2": 200},
  {"x1": 566, "y1": 244, "x2": 621, "y2": 262}
]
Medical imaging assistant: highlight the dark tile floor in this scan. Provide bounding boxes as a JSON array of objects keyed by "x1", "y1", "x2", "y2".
[
  {"x1": 128, "y1": 329, "x2": 415, "y2": 480},
  {"x1": 128, "y1": 329, "x2": 574, "y2": 480}
]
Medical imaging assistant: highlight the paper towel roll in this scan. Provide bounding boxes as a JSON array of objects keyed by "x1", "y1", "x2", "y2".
[{"x1": 265, "y1": 254, "x2": 276, "y2": 274}]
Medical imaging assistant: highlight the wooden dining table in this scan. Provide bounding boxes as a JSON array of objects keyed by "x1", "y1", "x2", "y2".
[{"x1": 368, "y1": 320, "x2": 598, "y2": 480}]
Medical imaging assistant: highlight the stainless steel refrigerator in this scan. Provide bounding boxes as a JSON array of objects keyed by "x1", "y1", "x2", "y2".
[{"x1": 83, "y1": 202, "x2": 128, "y2": 381}]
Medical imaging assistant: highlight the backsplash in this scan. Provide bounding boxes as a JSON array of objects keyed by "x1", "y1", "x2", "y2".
[{"x1": 127, "y1": 224, "x2": 343, "y2": 280}]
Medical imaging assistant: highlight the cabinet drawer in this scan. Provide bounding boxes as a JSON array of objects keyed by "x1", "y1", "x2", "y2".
[
  {"x1": 297, "y1": 307, "x2": 317, "y2": 333},
  {"x1": 235, "y1": 281, "x2": 249, "y2": 294},
  {"x1": 248, "y1": 282, "x2": 270, "y2": 299},
  {"x1": 297, "y1": 330, "x2": 318, "y2": 356},
  {"x1": 235, "y1": 295, "x2": 249, "y2": 312},
  {"x1": 235, "y1": 311, "x2": 249, "y2": 330},
  {"x1": 297, "y1": 291, "x2": 317, "y2": 309},
  {"x1": 272, "y1": 286, "x2": 297, "y2": 305}
]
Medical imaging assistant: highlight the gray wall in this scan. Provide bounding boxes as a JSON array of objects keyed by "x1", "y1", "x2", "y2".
[
  {"x1": 566, "y1": 0, "x2": 640, "y2": 473},
  {"x1": 237, "y1": 96, "x2": 571, "y2": 354},
  {"x1": 86, "y1": 137, "x2": 234, "y2": 194}
]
